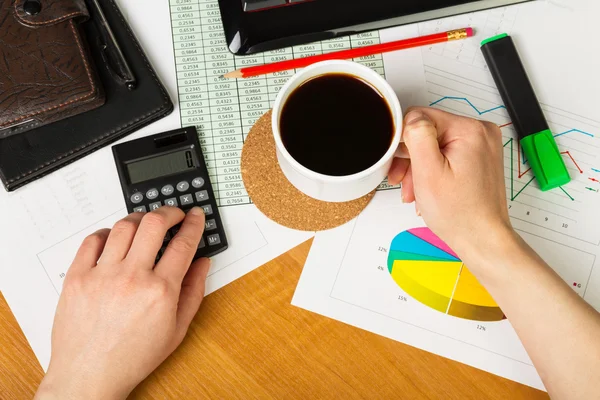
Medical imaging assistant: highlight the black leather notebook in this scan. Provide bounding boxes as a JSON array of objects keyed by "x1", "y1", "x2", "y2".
[{"x1": 0, "y1": 0, "x2": 173, "y2": 191}]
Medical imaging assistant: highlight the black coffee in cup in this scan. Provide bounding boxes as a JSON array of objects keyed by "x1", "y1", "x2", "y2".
[{"x1": 279, "y1": 73, "x2": 395, "y2": 176}]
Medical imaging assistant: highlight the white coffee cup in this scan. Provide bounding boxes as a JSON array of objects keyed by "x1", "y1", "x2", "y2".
[{"x1": 272, "y1": 60, "x2": 403, "y2": 203}]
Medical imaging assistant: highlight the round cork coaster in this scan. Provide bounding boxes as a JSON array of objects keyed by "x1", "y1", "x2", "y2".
[{"x1": 241, "y1": 110, "x2": 375, "y2": 232}]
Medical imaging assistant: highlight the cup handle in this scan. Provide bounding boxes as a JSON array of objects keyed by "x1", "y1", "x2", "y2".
[{"x1": 394, "y1": 143, "x2": 409, "y2": 159}]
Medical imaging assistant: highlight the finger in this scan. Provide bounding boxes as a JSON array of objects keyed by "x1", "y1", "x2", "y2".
[
  {"x1": 68, "y1": 229, "x2": 110, "y2": 277},
  {"x1": 388, "y1": 158, "x2": 410, "y2": 186},
  {"x1": 407, "y1": 106, "x2": 473, "y2": 137},
  {"x1": 402, "y1": 109, "x2": 446, "y2": 179},
  {"x1": 98, "y1": 213, "x2": 145, "y2": 265},
  {"x1": 175, "y1": 257, "x2": 211, "y2": 339},
  {"x1": 155, "y1": 207, "x2": 205, "y2": 286},
  {"x1": 127, "y1": 207, "x2": 186, "y2": 267},
  {"x1": 401, "y1": 165, "x2": 415, "y2": 204}
]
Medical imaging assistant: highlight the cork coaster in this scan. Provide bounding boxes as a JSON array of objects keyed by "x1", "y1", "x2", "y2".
[{"x1": 241, "y1": 110, "x2": 375, "y2": 231}]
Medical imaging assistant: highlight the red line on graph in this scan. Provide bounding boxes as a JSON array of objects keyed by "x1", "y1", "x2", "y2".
[
  {"x1": 517, "y1": 142, "x2": 531, "y2": 178},
  {"x1": 498, "y1": 122, "x2": 513, "y2": 129},
  {"x1": 561, "y1": 151, "x2": 583, "y2": 174},
  {"x1": 590, "y1": 177, "x2": 600, "y2": 183}
]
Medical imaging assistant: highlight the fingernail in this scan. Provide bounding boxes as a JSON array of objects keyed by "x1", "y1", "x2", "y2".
[
  {"x1": 190, "y1": 206, "x2": 204, "y2": 216},
  {"x1": 405, "y1": 110, "x2": 425, "y2": 125},
  {"x1": 416, "y1": 207, "x2": 421, "y2": 217},
  {"x1": 401, "y1": 192, "x2": 406, "y2": 203}
]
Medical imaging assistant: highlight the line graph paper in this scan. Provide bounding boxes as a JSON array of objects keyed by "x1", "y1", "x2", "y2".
[
  {"x1": 426, "y1": 66, "x2": 600, "y2": 244},
  {"x1": 419, "y1": 6, "x2": 519, "y2": 70}
]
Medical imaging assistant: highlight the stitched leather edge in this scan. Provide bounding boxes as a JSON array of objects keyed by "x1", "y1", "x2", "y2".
[
  {"x1": 1, "y1": 21, "x2": 98, "y2": 127},
  {"x1": 13, "y1": 1, "x2": 87, "y2": 27},
  {"x1": 5, "y1": 0, "x2": 173, "y2": 185}
]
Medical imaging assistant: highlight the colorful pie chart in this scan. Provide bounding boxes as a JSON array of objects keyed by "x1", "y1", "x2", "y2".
[{"x1": 388, "y1": 227, "x2": 504, "y2": 322}]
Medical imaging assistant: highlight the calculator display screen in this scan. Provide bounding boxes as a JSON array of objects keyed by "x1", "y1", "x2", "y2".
[{"x1": 127, "y1": 148, "x2": 196, "y2": 184}]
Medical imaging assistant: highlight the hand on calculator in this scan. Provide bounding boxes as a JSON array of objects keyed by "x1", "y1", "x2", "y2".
[{"x1": 36, "y1": 207, "x2": 211, "y2": 400}]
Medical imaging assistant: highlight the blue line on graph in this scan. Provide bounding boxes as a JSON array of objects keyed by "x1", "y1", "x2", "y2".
[
  {"x1": 593, "y1": 168, "x2": 600, "y2": 173},
  {"x1": 554, "y1": 129, "x2": 594, "y2": 138},
  {"x1": 429, "y1": 96, "x2": 506, "y2": 115},
  {"x1": 430, "y1": 96, "x2": 596, "y2": 166}
]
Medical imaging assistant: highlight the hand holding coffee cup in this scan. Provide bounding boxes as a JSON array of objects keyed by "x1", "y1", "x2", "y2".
[{"x1": 272, "y1": 60, "x2": 403, "y2": 202}]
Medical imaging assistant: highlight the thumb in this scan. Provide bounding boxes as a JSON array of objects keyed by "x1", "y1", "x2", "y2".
[
  {"x1": 402, "y1": 109, "x2": 445, "y2": 177},
  {"x1": 176, "y1": 257, "x2": 211, "y2": 338}
]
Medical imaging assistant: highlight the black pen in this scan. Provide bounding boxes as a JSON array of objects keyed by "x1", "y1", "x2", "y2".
[{"x1": 88, "y1": 0, "x2": 137, "y2": 90}]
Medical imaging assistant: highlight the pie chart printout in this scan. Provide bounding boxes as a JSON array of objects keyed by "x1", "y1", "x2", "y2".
[{"x1": 387, "y1": 227, "x2": 505, "y2": 322}]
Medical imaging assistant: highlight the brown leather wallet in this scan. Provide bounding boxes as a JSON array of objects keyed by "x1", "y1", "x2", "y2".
[{"x1": 0, "y1": 0, "x2": 105, "y2": 138}]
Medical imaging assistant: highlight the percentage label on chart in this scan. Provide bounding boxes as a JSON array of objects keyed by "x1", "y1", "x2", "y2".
[
  {"x1": 477, "y1": 325, "x2": 486, "y2": 332},
  {"x1": 377, "y1": 266, "x2": 384, "y2": 271},
  {"x1": 378, "y1": 247, "x2": 388, "y2": 253},
  {"x1": 398, "y1": 295, "x2": 408, "y2": 302}
]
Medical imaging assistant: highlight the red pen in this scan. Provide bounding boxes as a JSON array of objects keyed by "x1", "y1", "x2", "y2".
[{"x1": 223, "y1": 28, "x2": 474, "y2": 79}]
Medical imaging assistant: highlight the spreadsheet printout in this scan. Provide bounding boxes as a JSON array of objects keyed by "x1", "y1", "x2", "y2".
[{"x1": 169, "y1": 0, "x2": 421, "y2": 204}]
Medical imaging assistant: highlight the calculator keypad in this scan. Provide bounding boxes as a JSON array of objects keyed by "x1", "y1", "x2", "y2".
[
  {"x1": 131, "y1": 193, "x2": 144, "y2": 204},
  {"x1": 161, "y1": 185, "x2": 175, "y2": 196},
  {"x1": 127, "y1": 176, "x2": 226, "y2": 261},
  {"x1": 146, "y1": 189, "x2": 159, "y2": 200},
  {"x1": 176, "y1": 181, "x2": 190, "y2": 192},
  {"x1": 192, "y1": 177, "x2": 205, "y2": 188},
  {"x1": 180, "y1": 194, "x2": 193, "y2": 205}
]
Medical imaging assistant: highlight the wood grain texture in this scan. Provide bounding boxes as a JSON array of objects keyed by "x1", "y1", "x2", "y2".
[
  {"x1": 0, "y1": 293, "x2": 44, "y2": 400},
  {"x1": 1, "y1": 240, "x2": 549, "y2": 399}
]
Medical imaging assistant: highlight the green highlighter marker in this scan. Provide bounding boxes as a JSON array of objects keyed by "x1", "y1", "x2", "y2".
[{"x1": 481, "y1": 34, "x2": 571, "y2": 191}]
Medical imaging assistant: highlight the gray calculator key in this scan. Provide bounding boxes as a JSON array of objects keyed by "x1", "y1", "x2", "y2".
[
  {"x1": 130, "y1": 192, "x2": 144, "y2": 204},
  {"x1": 161, "y1": 185, "x2": 175, "y2": 196},
  {"x1": 205, "y1": 219, "x2": 217, "y2": 231},
  {"x1": 201, "y1": 204, "x2": 213, "y2": 215},
  {"x1": 207, "y1": 234, "x2": 221, "y2": 246},
  {"x1": 149, "y1": 202, "x2": 161, "y2": 211},
  {"x1": 177, "y1": 181, "x2": 190, "y2": 192},
  {"x1": 192, "y1": 177, "x2": 205, "y2": 188},
  {"x1": 146, "y1": 188, "x2": 159, "y2": 200},
  {"x1": 133, "y1": 206, "x2": 147, "y2": 213},
  {"x1": 164, "y1": 197, "x2": 178, "y2": 207},
  {"x1": 180, "y1": 194, "x2": 193, "y2": 206},
  {"x1": 195, "y1": 190, "x2": 209, "y2": 202},
  {"x1": 198, "y1": 237, "x2": 206, "y2": 249}
]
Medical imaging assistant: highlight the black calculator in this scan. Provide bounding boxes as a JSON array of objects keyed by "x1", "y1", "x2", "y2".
[{"x1": 112, "y1": 127, "x2": 228, "y2": 260}]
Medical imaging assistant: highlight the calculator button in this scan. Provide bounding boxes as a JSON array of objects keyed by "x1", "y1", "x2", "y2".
[
  {"x1": 130, "y1": 192, "x2": 144, "y2": 204},
  {"x1": 133, "y1": 206, "x2": 147, "y2": 213},
  {"x1": 177, "y1": 181, "x2": 190, "y2": 192},
  {"x1": 149, "y1": 202, "x2": 161, "y2": 211},
  {"x1": 164, "y1": 197, "x2": 178, "y2": 207},
  {"x1": 207, "y1": 234, "x2": 221, "y2": 246},
  {"x1": 180, "y1": 194, "x2": 193, "y2": 206},
  {"x1": 198, "y1": 237, "x2": 206, "y2": 249},
  {"x1": 146, "y1": 188, "x2": 159, "y2": 200},
  {"x1": 205, "y1": 219, "x2": 217, "y2": 231},
  {"x1": 192, "y1": 177, "x2": 205, "y2": 188},
  {"x1": 161, "y1": 185, "x2": 175, "y2": 196},
  {"x1": 201, "y1": 204, "x2": 213, "y2": 216},
  {"x1": 195, "y1": 190, "x2": 209, "y2": 202}
]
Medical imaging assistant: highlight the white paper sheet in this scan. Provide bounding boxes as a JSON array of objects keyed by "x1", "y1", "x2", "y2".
[
  {"x1": 0, "y1": 0, "x2": 427, "y2": 370},
  {"x1": 293, "y1": 0, "x2": 600, "y2": 391}
]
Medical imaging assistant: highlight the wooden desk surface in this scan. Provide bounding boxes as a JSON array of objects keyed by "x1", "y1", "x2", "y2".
[{"x1": 0, "y1": 240, "x2": 548, "y2": 400}]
